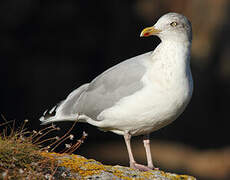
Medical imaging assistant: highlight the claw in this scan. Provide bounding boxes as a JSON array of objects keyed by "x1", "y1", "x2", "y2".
[{"x1": 130, "y1": 162, "x2": 155, "y2": 171}]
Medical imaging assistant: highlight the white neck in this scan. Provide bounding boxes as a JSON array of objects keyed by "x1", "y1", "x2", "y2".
[
  {"x1": 150, "y1": 40, "x2": 192, "y2": 88},
  {"x1": 152, "y1": 40, "x2": 191, "y2": 67}
]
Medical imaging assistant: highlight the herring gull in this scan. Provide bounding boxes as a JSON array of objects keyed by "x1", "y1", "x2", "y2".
[{"x1": 40, "y1": 12, "x2": 193, "y2": 171}]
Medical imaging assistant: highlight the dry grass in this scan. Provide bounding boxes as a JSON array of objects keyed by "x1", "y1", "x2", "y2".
[
  {"x1": 0, "y1": 116, "x2": 87, "y2": 179},
  {"x1": 0, "y1": 117, "x2": 197, "y2": 179}
]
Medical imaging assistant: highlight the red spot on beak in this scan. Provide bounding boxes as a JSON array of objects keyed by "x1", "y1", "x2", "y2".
[{"x1": 144, "y1": 32, "x2": 150, "y2": 37}]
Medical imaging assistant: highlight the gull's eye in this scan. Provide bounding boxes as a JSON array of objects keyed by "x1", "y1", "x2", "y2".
[{"x1": 170, "y1": 22, "x2": 178, "y2": 27}]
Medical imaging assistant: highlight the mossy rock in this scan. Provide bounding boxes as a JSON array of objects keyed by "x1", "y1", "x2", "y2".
[{"x1": 40, "y1": 152, "x2": 196, "y2": 180}]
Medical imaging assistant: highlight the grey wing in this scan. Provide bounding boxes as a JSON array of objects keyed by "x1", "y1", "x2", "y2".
[
  {"x1": 40, "y1": 52, "x2": 150, "y2": 124},
  {"x1": 40, "y1": 83, "x2": 89, "y2": 124},
  {"x1": 75, "y1": 53, "x2": 149, "y2": 120}
]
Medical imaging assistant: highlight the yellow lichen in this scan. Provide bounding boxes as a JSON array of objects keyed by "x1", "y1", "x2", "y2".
[
  {"x1": 40, "y1": 152, "x2": 107, "y2": 177},
  {"x1": 40, "y1": 152, "x2": 196, "y2": 180}
]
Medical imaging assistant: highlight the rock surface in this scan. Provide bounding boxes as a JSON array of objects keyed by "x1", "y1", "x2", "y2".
[{"x1": 40, "y1": 152, "x2": 196, "y2": 180}]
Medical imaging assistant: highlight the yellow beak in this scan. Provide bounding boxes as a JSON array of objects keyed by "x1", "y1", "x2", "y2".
[{"x1": 140, "y1": 26, "x2": 161, "y2": 37}]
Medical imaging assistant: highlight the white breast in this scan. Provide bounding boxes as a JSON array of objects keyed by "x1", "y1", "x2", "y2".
[{"x1": 97, "y1": 41, "x2": 193, "y2": 136}]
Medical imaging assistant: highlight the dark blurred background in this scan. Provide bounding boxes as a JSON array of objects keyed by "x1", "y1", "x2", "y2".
[{"x1": 1, "y1": 0, "x2": 230, "y2": 179}]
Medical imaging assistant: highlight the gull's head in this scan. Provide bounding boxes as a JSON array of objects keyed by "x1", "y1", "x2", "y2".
[{"x1": 140, "y1": 12, "x2": 192, "y2": 43}]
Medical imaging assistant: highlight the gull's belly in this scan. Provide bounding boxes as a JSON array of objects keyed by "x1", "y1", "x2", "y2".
[{"x1": 97, "y1": 80, "x2": 192, "y2": 136}]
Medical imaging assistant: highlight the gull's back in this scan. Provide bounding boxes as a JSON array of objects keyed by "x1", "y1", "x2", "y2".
[
  {"x1": 75, "y1": 52, "x2": 151, "y2": 119},
  {"x1": 40, "y1": 52, "x2": 151, "y2": 124}
]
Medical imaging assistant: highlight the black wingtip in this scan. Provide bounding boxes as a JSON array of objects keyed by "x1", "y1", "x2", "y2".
[
  {"x1": 48, "y1": 102, "x2": 62, "y2": 116},
  {"x1": 40, "y1": 100, "x2": 64, "y2": 123}
]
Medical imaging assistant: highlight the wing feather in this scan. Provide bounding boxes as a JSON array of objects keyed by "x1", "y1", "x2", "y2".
[{"x1": 76, "y1": 53, "x2": 150, "y2": 119}]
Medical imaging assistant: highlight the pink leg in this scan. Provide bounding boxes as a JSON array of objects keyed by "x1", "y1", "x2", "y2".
[
  {"x1": 143, "y1": 134, "x2": 155, "y2": 169},
  {"x1": 124, "y1": 133, "x2": 135, "y2": 166},
  {"x1": 124, "y1": 133, "x2": 153, "y2": 171}
]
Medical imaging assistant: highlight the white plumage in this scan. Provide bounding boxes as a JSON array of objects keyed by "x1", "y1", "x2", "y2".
[{"x1": 40, "y1": 12, "x2": 193, "y2": 171}]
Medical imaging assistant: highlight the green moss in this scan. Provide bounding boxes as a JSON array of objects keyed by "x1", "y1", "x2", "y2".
[
  {"x1": 0, "y1": 136, "x2": 41, "y2": 169},
  {"x1": 0, "y1": 125, "x2": 57, "y2": 179}
]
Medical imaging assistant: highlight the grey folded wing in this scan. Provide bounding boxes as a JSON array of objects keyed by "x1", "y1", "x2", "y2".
[
  {"x1": 40, "y1": 83, "x2": 89, "y2": 124},
  {"x1": 40, "y1": 52, "x2": 149, "y2": 124},
  {"x1": 75, "y1": 53, "x2": 149, "y2": 120}
]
